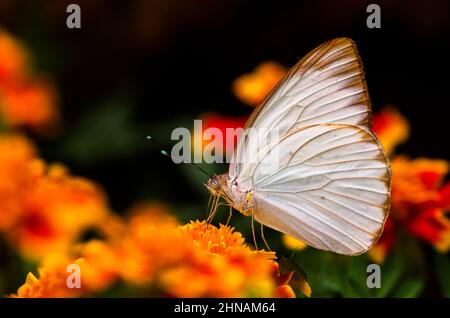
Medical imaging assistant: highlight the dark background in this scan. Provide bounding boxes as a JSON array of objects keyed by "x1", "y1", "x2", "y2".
[{"x1": 1, "y1": 0, "x2": 449, "y2": 215}]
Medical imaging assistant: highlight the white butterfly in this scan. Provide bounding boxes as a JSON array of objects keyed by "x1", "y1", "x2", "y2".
[{"x1": 207, "y1": 38, "x2": 391, "y2": 255}]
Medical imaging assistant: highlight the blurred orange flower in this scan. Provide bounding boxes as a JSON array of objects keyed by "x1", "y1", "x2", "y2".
[
  {"x1": 0, "y1": 29, "x2": 59, "y2": 132},
  {"x1": 0, "y1": 79, "x2": 59, "y2": 131},
  {"x1": 369, "y1": 108, "x2": 450, "y2": 262},
  {"x1": 0, "y1": 133, "x2": 110, "y2": 260},
  {"x1": 0, "y1": 134, "x2": 37, "y2": 230},
  {"x1": 372, "y1": 106, "x2": 409, "y2": 156},
  {"x1": 5, "y1": 163, "x2": 109, "y2": 260},
  {"x1": 12, "y1": 254, "x2": 85, "y2": 298},
  {"x1": 232, "y1": 61, "x2": 286, "y2": 107},
  {"x1": 0, "y1": 29, "x2": 29, "y2": 84},
  {"x1": 391, "y1": 157, "x2": 450, "y2": 250},
  {"x1": 13, "y1": 241, "x2": 119, "y2": 298}
]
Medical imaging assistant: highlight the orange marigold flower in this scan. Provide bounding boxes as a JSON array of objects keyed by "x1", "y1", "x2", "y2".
[
  {"x1": 0, "y1": 134, "x2": 36, "y2": 230},
  {"x1": 158, "y1": 221, "x2": 280, "y2": 297},
  {"x1": 370, "y1": 156, "x2": 450, "y2": 262},
  {"x1": 0, "y1": 29, "x2": 59, "y2": 132},
  {"x1": 5, "y1": 163, "x2": 109, "y2": 260},
  {"x1": 232, "y1": 61, "x2": 286, "y2": 107},
  {"x1": 372, "y1": 106, "x2": 410, "y2": 156},
  {"x1": 391, "y1": 157, "x2": 450, "y2": 252},
  {"x1": 12, "y1": 241, "x2": 120, "y2": 298},
  {"x1": 391, "y1": 157, "x2": 448, "y2": 208},
  {"x1": 0, "y1": 79, "x2": 59, "y2": 132},
  {"x1": 13, "y1": 207, "x2": 309, "y2": 298},
  {"x1": 119, "y1": 210, "x2": 303, "y2": 297},
  {"x1": 12, "y1": 254, "x2": 85, "y2": 298},
  {"x1": 72, "y1": 240, "x2": 120, "y2": 291},
  {"x1": 0, "y1": 29, "x2": 29, "y2": 84}
]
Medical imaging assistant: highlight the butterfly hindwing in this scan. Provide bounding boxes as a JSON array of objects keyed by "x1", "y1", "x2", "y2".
[{"x1": 251, "y1": 124, "x2": 390, "y2": 255}]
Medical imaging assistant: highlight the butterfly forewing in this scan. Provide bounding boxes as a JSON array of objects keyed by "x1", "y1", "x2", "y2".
[{"x1": 230, "y1": 38, "x2": 372, "y2": 180}]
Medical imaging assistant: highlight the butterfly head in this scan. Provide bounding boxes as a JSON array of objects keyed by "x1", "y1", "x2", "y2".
[
  {"x1": 206, "y1": 174, "x2": 232, "y2": 201},
  {"x1": 206, "y1": 174, "x2": 253, "y2": 216},
  {"x1": 206, "y1": 174, "x2": 222, "y2": 194}
]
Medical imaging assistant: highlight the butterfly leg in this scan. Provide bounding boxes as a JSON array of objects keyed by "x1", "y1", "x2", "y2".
[
  {"x1": 260, "y1": 223, "x2": 272, "y2": 251},
  {"x1": 207, "y1": 194, "x2": 221, "y2": 225},
  {"x1": 251, "y1": 210, "x2": 259, "y2": 251},
  {"x1": 226, "y1": 205, "x2": 233, "y2": 226},
  {"x1": 205, "y1": 193, "x2": 213, "y2": 218}
]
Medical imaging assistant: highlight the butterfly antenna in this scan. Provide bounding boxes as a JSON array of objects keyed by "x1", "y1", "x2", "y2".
[{"x1": 147, "y1": 136, "x2": 212, "y2": 178}]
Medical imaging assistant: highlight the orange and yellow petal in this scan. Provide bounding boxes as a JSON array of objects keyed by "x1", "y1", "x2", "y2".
[{"x1": 232, "y1": 61, "x2": 286, "y2": 107}]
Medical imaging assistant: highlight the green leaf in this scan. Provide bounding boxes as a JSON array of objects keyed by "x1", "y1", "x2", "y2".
[
  {"x1": 375, "y1": 255, "x2": 404, "y2": 297},
  {"x1": 393, "y1": 279, "x2": 424, "y2": 298},
  {"x1": 434, "y1": 253, "x2": 450, "y2": 297}
]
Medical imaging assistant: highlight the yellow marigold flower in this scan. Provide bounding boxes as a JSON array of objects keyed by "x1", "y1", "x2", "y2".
[
  {"x1": 232, "y1": 61, "x2": 286, "y2": 106},
  {"x1": 372, "y1": 106, "x2": 410, "y2": 156},
  {"x1": 282, "y1": 234, "x2": 308, "y2": 251}
]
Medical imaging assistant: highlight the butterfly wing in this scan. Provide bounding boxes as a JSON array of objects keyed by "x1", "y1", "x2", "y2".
[
  {"x1": 231, "y1": 38, "x2": 372, "y2": 180},
  {"x1": 229, "y1": 38, "x2": 391, "y2": 255},
  {"x1": 251, "y1": 124, "x2": 390, "y2": 255}
]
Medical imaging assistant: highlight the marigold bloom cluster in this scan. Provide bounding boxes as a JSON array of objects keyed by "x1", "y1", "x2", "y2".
[{"x1": 12, "y1": 206, "x2": 304, "y2": 298}]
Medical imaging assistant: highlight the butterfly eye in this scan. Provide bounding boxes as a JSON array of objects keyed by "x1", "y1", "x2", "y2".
[{"x1": 231, "y1": 179, "x2": 238, "y2": 186}]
